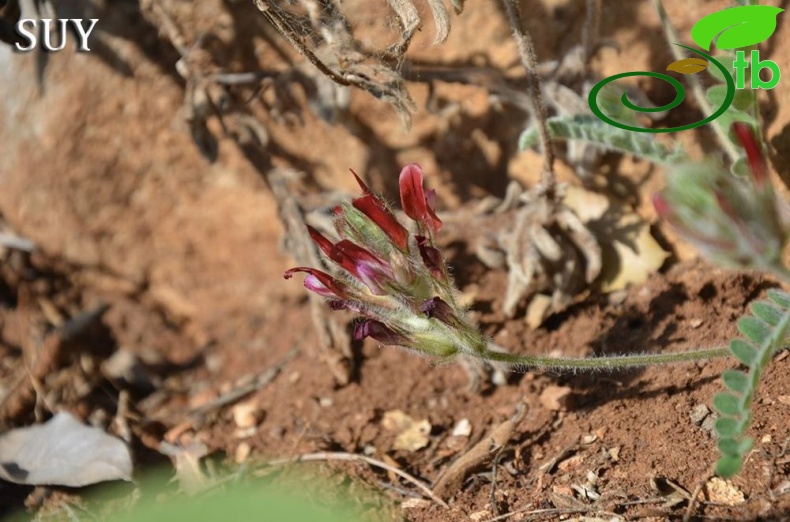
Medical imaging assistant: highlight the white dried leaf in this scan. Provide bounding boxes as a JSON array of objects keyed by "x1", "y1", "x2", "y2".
[{"x1": 0, "y1": 412, "x2": 133, "y2": 487}]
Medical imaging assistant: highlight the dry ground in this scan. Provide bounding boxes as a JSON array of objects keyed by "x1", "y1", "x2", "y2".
[{"x1": 0, "y1": 0, "x2": 789, "y2": 520}]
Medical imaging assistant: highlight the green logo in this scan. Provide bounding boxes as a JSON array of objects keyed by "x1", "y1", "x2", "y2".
[{"x1": 588, "y1": 5, "x2": 783, "y2": 133}]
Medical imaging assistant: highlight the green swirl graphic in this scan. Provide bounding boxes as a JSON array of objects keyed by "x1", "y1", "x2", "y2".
[{"x1": 588, "y1": 45, "x2": 735, "y2": 133}]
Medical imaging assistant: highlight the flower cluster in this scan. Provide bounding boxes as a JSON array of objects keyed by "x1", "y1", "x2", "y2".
[
  {"x1": 653, "y1": 123, "x2": 786, "y2": 271},
  {"x1": 284, "y1": 164, "x2": 486, "y2": 360}
]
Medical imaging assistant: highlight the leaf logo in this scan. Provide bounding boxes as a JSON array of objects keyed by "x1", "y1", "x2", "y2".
[
  {"x1": 691, "y1": 5, "x2": 784, "y2": 51},
  {"x1": 667, "y1": 57, "x2": 709, "y2": 74}
]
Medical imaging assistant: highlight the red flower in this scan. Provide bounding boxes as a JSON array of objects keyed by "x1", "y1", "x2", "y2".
[
  {"x1": 399, "y1": 164, "x2": 443, "y2": 234},
  {"x1": 352, "y1": 194, "x2": 410, "y2": 251},
  {"x1": 732, "y1": 123, "x2": 767, "y2": 186},
  {"x1": 306, "y1": 225, "x2": 393, "y2": 295},
  {"x1": 283, "y1": 267, "x2": 347, "y2": 298}
]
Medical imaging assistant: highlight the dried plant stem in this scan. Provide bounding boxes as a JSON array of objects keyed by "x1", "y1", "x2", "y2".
[
  {"x1": 267, "y1": 451, "x2": 449, "y2": 508},
  {"x1": 500, "y1": 0, "x2": 556, "y2": 193},
  {"x1": 480, "y1": 343, "x2": 730, "y2": 370},
  {"x1": 651, "y1": 0, "x2": 740, "y2": 164}
]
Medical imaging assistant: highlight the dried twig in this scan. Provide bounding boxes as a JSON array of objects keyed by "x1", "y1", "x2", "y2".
[
  {"x1": 187, "y1": 348, "x2": 298, "y2": 426},
  {"x1": 267, "y1": 451, "x2": 449, "y2": 509},
  {"x1": 499, "y1": 0, "x2": 556, "y2": 195},
  {"x1": 271, "y1": 170, "x2": 353, "y2": 385},
  {"x1": 683, "y1": 472, "x2": 712, "y2": 522},
  {"x1": 433, "y1": 403, "x2": 527, "y2": 498}
]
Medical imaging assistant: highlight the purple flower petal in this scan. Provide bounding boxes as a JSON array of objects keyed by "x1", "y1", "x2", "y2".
[
  {"x1": 416, "y1": 235, "x2": 445, "y2": 280},
  {"x1": 421, "y1": 297, "x2": 455, "y2": 325},
  {"x1": 284, "y1": 267, "x2": 347, "y2": 298},
  {"x1": 353, "y1": 319, "x2": 407, "y2": 345}
]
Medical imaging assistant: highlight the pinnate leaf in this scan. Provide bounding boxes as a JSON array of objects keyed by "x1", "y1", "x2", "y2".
[
  {"x1": 737, "y1": 316, "x2": 771, "y2": 344},
  {"x1": 751, "y1": 301, "x2": 783, "y2": 326},
  {"x1": 721, "y1": 369, "x2": 748, "y2": 394},
  {"x1": 729, "y1": 339, "x2": 756, "y2": 366},
  {"x1": 713, "y1": 393, "x2": 742, "y2": 416},
  {"x1": 716, "y1": 455, "x2": 743, "y2": 477},
  {"x1": 767, "y1": 289, "x2": 790, "y2": 309},
  {"x1": 715, "y1": 417, "x2": 738, "y2": 438}
]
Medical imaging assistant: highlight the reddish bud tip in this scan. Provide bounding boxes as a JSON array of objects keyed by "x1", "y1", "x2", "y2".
[
  {"x1": 399, "y1": 164, "x2": 443, "y2": 234},
  {"x1": 352, "y1": 194, "x2": 410, "y2": 251},
  {"x1": 307, "y1": 225, "x2": 335, "y2": 258},
  {"x1": 732, "y1": 123, "x2": 767, "y2": 186},
  {"x1": 349, "y1": 169, "x2": 373, "y2": 195}
]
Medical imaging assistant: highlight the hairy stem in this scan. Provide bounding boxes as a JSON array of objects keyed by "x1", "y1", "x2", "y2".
[
  {"x1": 479, "y1": 344, "x2": 730, "y2": 370},
  {"x1": 500, "y1": 0, "x2": 557, "y2": 194}
]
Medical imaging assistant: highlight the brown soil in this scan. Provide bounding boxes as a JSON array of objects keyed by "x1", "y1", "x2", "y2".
[{"x1": 0, "y1": 0, "x2": 788, "y2": 520}]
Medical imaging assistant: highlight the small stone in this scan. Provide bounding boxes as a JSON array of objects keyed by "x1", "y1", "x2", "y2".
[
  {"x1": 540, "y1": 385, "x2": 573, "y2": 411},
  {"x1": 582, "y1": 434, "x2": 598, "y2": 444},
  {"x1": 608, "y1": 446, "x2": 621, "y2": 461},
  {"x1": 689, "y1": 403, "x2": 711, "y2": 426},
  {"x1": 705, "y1": 477, "x2": 745, "y2": 505},
  {"x1": 401, "y1": 498, "x2": 430, "y2": 510},
  {"x1": 232, "y1": 400, "x2": 263, "y2": 429},
  {"x1": 776, "y1": 395, "x2": 790, "y2": 406},
  {"x1": 319, "y1": 397, "x2": 333, "y2": 408},
  {"x1": 452, "y1": 418, "x2": 472, "y2": 437},
  {"x1": 701, "y1": 415, "x2": 717, "y2": 435}
]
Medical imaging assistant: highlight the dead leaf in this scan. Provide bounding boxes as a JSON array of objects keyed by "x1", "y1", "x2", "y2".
[
  {"x1": 666, "y1": 57, "x2": 708, "y2": 74},
  {"x1": 0, "y1": 412, "x2": 133, "y2": 487},
  {"x1": 564, "y1": 186, "x2": 669, "y2": 293},
  {"x1": 433, "y1": 404, "x2": 526, "y2": 498},
  {"x1": 381, "y1": 410, "x2": 431, "y2": 452}
]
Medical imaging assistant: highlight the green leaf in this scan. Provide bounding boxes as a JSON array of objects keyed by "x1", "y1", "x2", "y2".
[
  {"x1": 691, "y1": 5, "x2": 784, "y2": 51},
  {"x1": 721, "y1": 370, "x2": 748, "y2": 394},
  {"x1": 737, "y1": 437, "x2": 754, "y2": 454},
  {"x1": 714, "y1": 393, "x2": 742, "y2": 416},
  {"x1": 729, "y1": 339, "x2": 756, "y2": 366},
  {"x1": 751, "y1": 301, "x2": 783, "y2": 326},
  {"x1": 718, "y1": 437, "x2": 752, "y2": 456},
  {"x1": 518, "y1": 115, "x2": 681, "y2": 164},
  {"x1": 767, "y1": 289, "x2": 790, "y2": 309},
  {"x1": 716, "y1": 454, "x2": 743, "y2": 477},
  {"x1": 717, "y1": 437, "x2": 740, "y2": 455},
  {"x1": 737, "y1": 316, "x2": 771, "y2": 344},
  {"x1": 715, "y1": 417, "x2": 739, "y2": 437}
]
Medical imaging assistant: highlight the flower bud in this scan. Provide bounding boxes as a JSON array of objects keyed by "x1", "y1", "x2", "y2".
[{"x1": 654, "y1": 123, "x2": 785, "y2": 269}]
